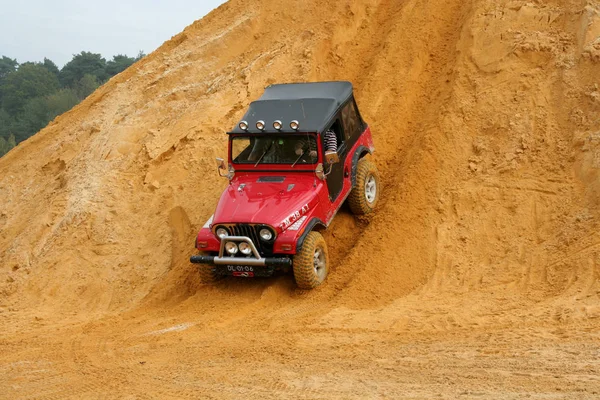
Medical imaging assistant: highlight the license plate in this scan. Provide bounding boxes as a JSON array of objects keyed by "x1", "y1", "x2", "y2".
[
  {"x1": 216, "y1": 265, "x2": 274, "y2": 278},
  {"x1": 227, "y1": 265, "x2": 254, "y2": 273}
]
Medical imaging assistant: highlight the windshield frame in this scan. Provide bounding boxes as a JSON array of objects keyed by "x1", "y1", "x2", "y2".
[{"x1": 229, "y1": 133, "x2": 320, "y2": 167}]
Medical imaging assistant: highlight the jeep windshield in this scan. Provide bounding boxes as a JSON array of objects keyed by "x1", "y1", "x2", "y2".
[{"x1": 231, "y1": 135, "x2": 318, "y2": 165}]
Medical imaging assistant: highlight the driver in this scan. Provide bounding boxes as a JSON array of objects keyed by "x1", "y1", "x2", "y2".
[{"x1": 294, "y1": 138, "x2": 318, "y2": 159}]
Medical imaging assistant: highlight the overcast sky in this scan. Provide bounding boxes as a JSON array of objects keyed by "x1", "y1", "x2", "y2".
[{"x1": 0, "y1": 0, "x2": 226, "y2": 67}]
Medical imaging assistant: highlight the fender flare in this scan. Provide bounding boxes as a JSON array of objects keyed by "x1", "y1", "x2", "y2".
[
  {"x1": 351, "y1": 145, "x2": 373, "y2": 187},
  {"x1": 295, "y1": 217, "x2": 326, "y2": 252}
]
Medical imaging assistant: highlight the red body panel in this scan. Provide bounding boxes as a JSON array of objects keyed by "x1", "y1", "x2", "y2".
[
  {"x1": 213, "y1": 173, "x2": 320, "y2": 231},
  {"x1": 195, "y1": 127, "x2": 374, "y2": 255}
]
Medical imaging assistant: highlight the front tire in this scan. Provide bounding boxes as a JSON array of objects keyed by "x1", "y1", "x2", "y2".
[
  {"x1": 348, "y1": 158, "x2": 380, "y2": 215},
  {"x1": 197, "y1": 252, "x2": 220, "y2": 283},
  {"x1": 293, "y1": 231, "x2": 329, "y2": 289}
]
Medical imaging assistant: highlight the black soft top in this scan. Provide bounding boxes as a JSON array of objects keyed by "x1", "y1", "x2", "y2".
[{"x1": 229, "y1": 81, "x2": 353, "y2": 134}]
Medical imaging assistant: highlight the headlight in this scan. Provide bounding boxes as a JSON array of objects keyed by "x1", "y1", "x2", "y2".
[
  {"x1": 239, "y1": 242, "x2": 252, "y2": 255},
  {"x1": 290, "y1": 120, "x2": 299, "y2": 130},
  {"x1": 216, "y1": 227, "x2": 229, "y2": 239},
  {"x1": 256, "y1": 120, "x2": 265, "y2": 130},
  {"x1": 225, "y1": 242, "x2": 239, "y2": 255},
  {"x1": 239, "y1": 120, "x2": 248, "y2": 131},
  {"x1": 273, "y1": 120, "x2": 282, "y2": 130},
  {"x1": 259, "y1": 228, "x2": 273, "y2": 241}
]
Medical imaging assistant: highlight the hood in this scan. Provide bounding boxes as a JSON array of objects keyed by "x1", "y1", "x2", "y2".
[{"x1": 213, "y1": 172, "x2": 321, "y2": 232}]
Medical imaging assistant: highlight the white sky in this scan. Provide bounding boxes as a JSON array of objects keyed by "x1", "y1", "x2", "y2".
[{"x1": 0, "y1": 0, "x2": 226, "y2": 67}]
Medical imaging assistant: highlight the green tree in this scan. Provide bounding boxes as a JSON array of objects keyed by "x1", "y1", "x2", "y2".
[
  {"x1": 0, "y1": 108, "x2": 13, "y2": 139},
  {"x1": 75, "y1": 74, "x2": 99, "y2": 99},
  {"x1": 106, "y1": 54, "x2": 135, "y2": 76},
  {"x1": 9, "y1": 117, "x2": 31, "y2": 144},
  {"x1": 12, "y1": 89, "x2": 79, "y2": 143},
  {"x1": 0, "y1": 137, "x2": 8, "y2": 156},
  {"x1": 0, "y1": 56, "x2": 17, "y2": 80},
  {"x1": 0, "y1": 63, "x2": 59, "y2": 115},
  {"x1": 0, "y1": 56, "x2": 18, "y2": 104},
  {"x1": 19, "y1": 97, "x2": 49, "y2": 138},
  {"x1": 0, "y1": 134, "x2": 16, "y2": 157},
  {"x1": 59, "y1": 51, "x2": 107, "y2": 87},
  {"x1": 45, "y1": 88, "x2": 79, "y2": 119},
  {"x1": 42, "y1": 58, "x2": 60, "y2": 78}
]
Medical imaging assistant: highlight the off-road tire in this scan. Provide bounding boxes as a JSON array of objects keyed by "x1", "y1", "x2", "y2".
[
  {"x1": 197, "y1": 252, "x2": 220, "y2": 283},
  {"x1": 293, "y1": 231, "x2": 329, "y2": 289},
  {"x1": 348, "y1": 158, "x2": 380, "y2": 215}
]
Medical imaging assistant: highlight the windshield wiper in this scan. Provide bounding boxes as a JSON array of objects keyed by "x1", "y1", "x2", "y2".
[
  {"x1": 291, "y1": 148, "x2": 306, "y2": 168},
  {"x1": 254, "y1": 141, "x2": 273, "y2": 167}
]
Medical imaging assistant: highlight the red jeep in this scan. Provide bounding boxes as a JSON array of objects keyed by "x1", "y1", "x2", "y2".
[{"x1": 191, "y1": 81, "x2": 380, "y2": 289}]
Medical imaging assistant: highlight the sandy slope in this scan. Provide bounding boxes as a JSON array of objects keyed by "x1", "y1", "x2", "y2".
[{"x1": 1, "y1": 0, "x2": 600, "y2": 398}]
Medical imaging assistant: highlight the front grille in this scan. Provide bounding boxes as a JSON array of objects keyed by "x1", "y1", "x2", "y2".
[
  {"x1": 223, "y1": 224, "x2": 274, "y2": 256},
  {"x1": 231, "y1": 224, "x2": 262, "y2": 252}
]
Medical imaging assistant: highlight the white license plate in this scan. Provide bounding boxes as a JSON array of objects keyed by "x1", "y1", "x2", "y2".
[{"x1": 226, "y1": 265, "x2": 254, "y2": 272}]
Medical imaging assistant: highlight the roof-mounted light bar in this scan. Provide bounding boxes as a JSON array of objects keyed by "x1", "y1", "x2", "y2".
[{"x1": 240, "y1": 119, "x2": 301, "y2": 132}]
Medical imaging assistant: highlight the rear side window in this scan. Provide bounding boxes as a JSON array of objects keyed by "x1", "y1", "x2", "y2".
[{"x1": 341, "y1": 99, "x2": 362, "y2": 141}]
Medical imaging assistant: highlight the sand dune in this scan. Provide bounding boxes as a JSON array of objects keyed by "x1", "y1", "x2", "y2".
[{"x1": 1, "y1": 0, "x2": 599, "y2": 397}]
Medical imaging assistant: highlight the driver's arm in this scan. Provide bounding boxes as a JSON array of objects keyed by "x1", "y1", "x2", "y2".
[
  {"x1": 324, "y1": 129, "x2": 338, "y2": 152},
  {"x1": 295, "y1": 139, "x2": 317, "y2": 158}
]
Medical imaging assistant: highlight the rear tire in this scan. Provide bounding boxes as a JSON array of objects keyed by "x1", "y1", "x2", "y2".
[
  {"x1": 348, "y1": 158, "x2": 380, "y2": 215},
  {"x1": 293, "y1": 231, "x2": 329, "y2": 289},
  {"x1": 196, "y1": 252, "x2": 220, "y2": 283}
]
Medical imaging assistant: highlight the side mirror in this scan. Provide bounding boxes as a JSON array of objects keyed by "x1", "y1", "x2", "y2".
[
  {"x1": 216, "y1": 157, "x2": 234, "y2": 180},
  {"x1": 324, "y1": 150, "x2": 340, "y2": 165}
]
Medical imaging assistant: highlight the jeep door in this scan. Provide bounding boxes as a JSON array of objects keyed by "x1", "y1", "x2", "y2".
[
  {"x1": 323, "y1": 117, "x2": 347, "y2": 201},
  {"x1": 324, "y1": 97, "x2": 365, "y2": 202}
]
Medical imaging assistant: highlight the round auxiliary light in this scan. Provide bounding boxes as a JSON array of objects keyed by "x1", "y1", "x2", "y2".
[
  {"x1": 239, "y1": 120, "x2": 248, "y2": 131},
  {"x1": 290, "y1": 120, "x2": 299, "y2": 130},
  {"x1": 273, "y1": 120, "x2": 282, "y2": 130},
  {"x1": 216, "y1": 227, "x2": 229, "y2": 239},
  {"x1": 259, "y1": 228, "x2": 274, "y2": 241},
  {"x1": 256, "y1": 120, "x2": 265, "y2": 131},
  {"x1": 239, "y1": 242, "x2": 252, "y2": 255},
  {"x1": 225, "y1": 242, "x2": 239, "y2": 255}
]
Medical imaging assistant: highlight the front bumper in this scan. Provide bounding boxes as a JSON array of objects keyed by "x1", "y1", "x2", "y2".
[
  {"x1": 190, "y1": 235, "x2": 292, "y2": 268},
  {"x1": 190, "y1": 254, "x2": 292, "y2": 268}
]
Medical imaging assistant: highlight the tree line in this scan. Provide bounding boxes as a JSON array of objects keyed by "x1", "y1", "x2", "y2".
[{"x1": 0, "y1": 51, "x2": 144, "y2": 157}]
